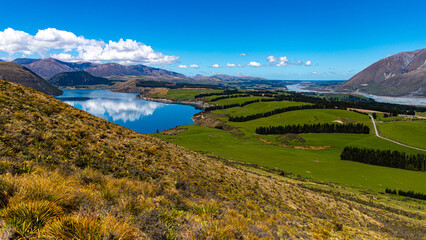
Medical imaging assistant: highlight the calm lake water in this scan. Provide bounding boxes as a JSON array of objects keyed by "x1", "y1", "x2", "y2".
[{"x1": 56, "y1": 89, "x2": 202, "y2": 134}]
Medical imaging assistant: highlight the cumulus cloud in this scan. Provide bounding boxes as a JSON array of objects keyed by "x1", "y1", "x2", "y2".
[
  {"x1": 267, "y1": 56, "x2": 277, "y2": 63},
  {"x1": 227, "y1": 63, "x2": 236, "y2": 67},
  {"x1": 211, "y1": 64, "x2": 220, "y2": 68},
  {"x1": 177, "y1": 65, "x2": 188, "y2": 68},
  {"x1": 239, "y1": 53, "x2": 247, "y2": 56},
  {"x1": 247, "y1": 61, "x2": 261, "y2": 67},
  {"x1": 190, "y1": 64, "x2": 199, "y2": 68},
  {"x1": 276, "y1": 56, "x2": 289, "y2": 66},
  {"x1": 0, "y1": 28, "x2": 178, "y2": 65},
  {"x1": 305, "y1": 60, "x2": 312, "y2": 66}
]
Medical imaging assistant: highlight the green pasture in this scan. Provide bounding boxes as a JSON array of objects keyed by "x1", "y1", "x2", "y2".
[
  {"x1": 157, "y1": 125, "x2": 426, "y2": 192},
  {"x1": 165, "y1": 89, "x2": 222, "y2": 100},
  {"x1": 222, "y1": 109, "x2": 374, "y2": 138},
  {"x1": 378, "y1": 120, "x2": 426, "y2": 149},
  {"x1": 210, "y1": 96, "x2": 266, "y2": 105},
  {"x1": 155, "y1": 92, "x2": 426, "y2": 193},
  {"x1": 212, "y1": 100, "x2": 311, "y2": 117}
]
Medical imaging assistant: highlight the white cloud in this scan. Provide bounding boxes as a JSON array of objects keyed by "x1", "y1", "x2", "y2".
[
  {"x1": 0, "y1": 28, "x2": 178, "y2": 65},
  {"x1": 211, "y1": 64, "x2": 220, "y2": 68},
  {"x1": 65, "y1": 98, "x2": 163, "y2": 123},
  {"x1": 190, "y1": 64, "x2": 199, "y2": 68},
  {"x1": 177, "y1": 65, "x2": 188, "y2": 68},
  {"x1": 239, "y1": 53, "x2": 247, "y2": 56},
  {"x1": 305, "y1": 60, "x2": 312, "y2": 66},
  {"x1": 267, "y1": 56, "x2": 277, "y2": 63},
  {"x1": 227, "y1": 63, "x2": 236, "y2": 67},
  {"x1": 329, "y1": 67, "x2": 335, "y2": 70},
  {"x1": 276, "y1": 56, "x2": 289, "y2": 66},
  {"x1": 247, "y1": 61, "x2": 261, "y2": 67},
  {"x1": 312, "y1": 72, "x2": 318, "y2": 74}
]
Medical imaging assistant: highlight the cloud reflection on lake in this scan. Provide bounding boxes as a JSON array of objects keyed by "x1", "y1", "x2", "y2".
[{"x1": 65, "y1": 98, "x2": 165, "y2": 122}]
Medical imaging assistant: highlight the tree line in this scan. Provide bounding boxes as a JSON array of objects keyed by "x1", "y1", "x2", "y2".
[
  {"x1": 255, "y1": 123, "x2": 370, "y2": 135},
  {"x1": 340, "y1": 146, "x2": 426, "y2": 171},
  {"x1": 385, "y1": 188, "x2": 426, "y2": 200}
]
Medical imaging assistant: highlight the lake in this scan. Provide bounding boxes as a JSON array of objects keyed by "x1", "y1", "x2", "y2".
[{"x1": 56, "y1": 89, "x2": 202, "y2": 134}]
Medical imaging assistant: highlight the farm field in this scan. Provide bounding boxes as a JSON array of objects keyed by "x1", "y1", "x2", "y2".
[
  {"x1": 210, "y1": 96, "x2": 266, "y2": 105},
  {"x1": 149, "y1": 88, "x2": 223, "y2": 100},
  {"x1": 213, "y1": 100, "x2": 311, "y2": 117},
  {"x1": 155, "y1": 91, "x2": 426, "y2": 193},
  {"x1": 157, "y1": 125, "x2": 426, "y2": 192},
  {"x1": 378, "y1": 120, "x2": 426, "y2": 149},
  {"x1": 222, "y1": 108, "x2": 374, "y2": 138}
]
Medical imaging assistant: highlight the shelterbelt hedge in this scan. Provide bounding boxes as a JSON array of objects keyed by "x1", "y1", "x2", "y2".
[{"x1": 0, "y1": 78, "x2": 425, "y2": 239}]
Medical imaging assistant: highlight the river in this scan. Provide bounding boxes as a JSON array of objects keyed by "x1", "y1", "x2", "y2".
[{"x1": 286, "y1": 84, "x2": 426, "y2": 106}]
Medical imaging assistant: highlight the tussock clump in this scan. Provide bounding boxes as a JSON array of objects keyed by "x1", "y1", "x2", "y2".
[{"x1": 3, "y1": 200, "x2": 64, "y2": 238}]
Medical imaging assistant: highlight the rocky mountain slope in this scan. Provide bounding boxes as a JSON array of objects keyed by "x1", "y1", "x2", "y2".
[
  {"x1": 0, "y1": 79, "x2": 424, "y2": 239},
  {"x1": 0, "y1": 62, "x2": 62, "y2": 96},
  {"x1": 13, "y1": 58, "x2": 187, "y2": 79},
  {"x1": 49, "y1": 71, "x2": 111, "y2": 87},
  {"x1": 338, "y1": 48, "x2": 426, "y2": 96}
]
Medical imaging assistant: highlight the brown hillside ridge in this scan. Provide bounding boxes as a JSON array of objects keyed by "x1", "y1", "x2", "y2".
[
  {"x1": 0, "y1": 78, "x2": 425, "y2": 239},
  {"x1": 0, "y1": 62, "x2": 62, "y2": 96},
  {"x1": 338, "y1": 48, "x2": 426, "y2": 97}
]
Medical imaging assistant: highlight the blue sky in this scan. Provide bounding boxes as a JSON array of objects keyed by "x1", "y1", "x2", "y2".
[{"x1": 0, "y1": 0, "x2": 425, "y2": 80}]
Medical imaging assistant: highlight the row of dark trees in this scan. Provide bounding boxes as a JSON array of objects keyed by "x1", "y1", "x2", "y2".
[
  {"x1": 255, "y1": 123, "x2": 370, "y2": 135},
  {"x1": 385, "y1": 188, "x2": 426, "y2": 200},
  {"x1": 340, "y1": 146, "x2": 426, "y2": 171}
]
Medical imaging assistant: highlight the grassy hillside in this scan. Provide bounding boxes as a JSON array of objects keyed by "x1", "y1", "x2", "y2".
[
  {"x1": 0, "y1": 79, "x2": 425, "y2": 239},
  {"x1": 378, "y1": 121, "x2": 426, "y2": 149}
]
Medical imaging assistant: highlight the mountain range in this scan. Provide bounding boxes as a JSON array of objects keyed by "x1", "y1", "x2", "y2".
[
  {"x1": 338, "y1": 48, "x2": 426, "y2": 97},
  {"x1": 12, "y1": 58, "x2": 187, "y2": 79},
  {"x1": 0, "y1": 62, "x2": 62, "y2": 96}
]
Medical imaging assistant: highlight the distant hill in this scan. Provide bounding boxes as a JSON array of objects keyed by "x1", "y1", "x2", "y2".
[
  {"x1": 0, "y1": 62, "x2": 62, "y2": 96},
  {"x1": 193, "y1": 74, "x2": 267, "y2": 81},
  {"x1": 337, "y1": 48, "x2": 426, "y2": 96},
  {"x1": 13, "y1": 58, "x2": 187, "y2": 79},
  {"x1": 49, "y1": 71, "x2": 111, "y2": 87}
]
